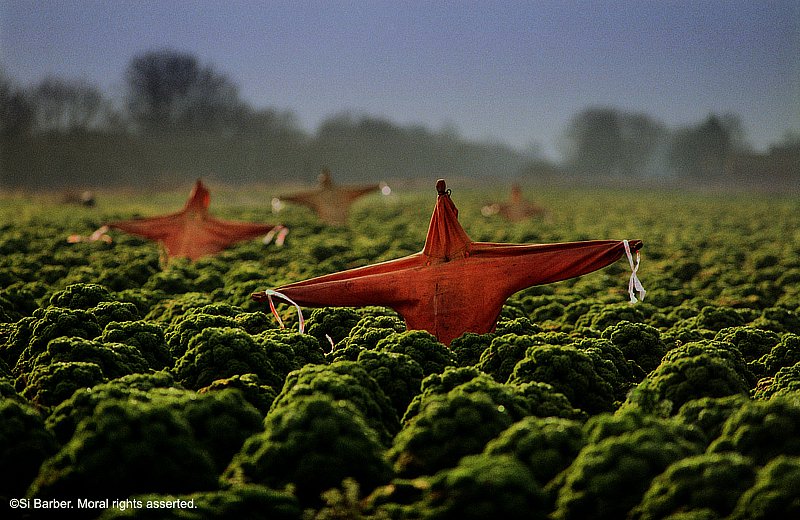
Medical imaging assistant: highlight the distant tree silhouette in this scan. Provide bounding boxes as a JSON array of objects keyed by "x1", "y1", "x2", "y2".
[
  {"x1": 564, "y1": 107, "x2": 623, "y2": 176},
  {"x1": 31, "y1": 77, "x2": 107, "y2": 133},
  {"x1": 125, "y1": 49, "x2": 245, "y2": 134},
  {"x1": 5, "y1": 55, "x2": 791, "y2": 190},
  {"x1": 0, "y1": 69, "x2": 34, "y2": 138},
  {"x1": 668, "y1": 114, "x2": 743, "y2": 178},
  {"x1": 563, "y1": 107, "x2": 666, "y2": 177},
  {"x1": 618, "y1": 112, "x2": 667, "y2": 177},
  {"x1": 238, "y1": 107, "x2": 302, "y2": 138}
]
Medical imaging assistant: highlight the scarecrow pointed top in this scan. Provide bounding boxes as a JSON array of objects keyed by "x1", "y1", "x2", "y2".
[
  {"x1": 422, "y1": 179, "x2": 472, "y2": 261},
  {"x1": 318, "y1": 168, "x2": 334, "y2": 189},
  {"x1": 185, "y1": 179, "x2": 211, "y2": 212},
  {"x1": 509, "y1": 183, "x2": 523, "y2": 204}
]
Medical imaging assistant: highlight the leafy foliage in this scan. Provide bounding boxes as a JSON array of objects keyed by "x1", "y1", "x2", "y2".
[
  {"x1": 270, "y1": 361, "x2": 399, "y2": 444},
  {"x1": 173, "y1": 327, "x2": 279, "y2": 390},
  {"x1": 376, "y1": 330, "x2": 457, "y2": 377},
  {"x1": 484, "y1": 416, "x2": 586, "y2": 485},
  {"x1": 630, "y1": 453, "x2": 756, "y2": 520},
  {"x1": 552, "y1": 426, "x2": 702, "y2": 520},
  {"x1": 223, "y1": 395, "x2": 392, "y2": 505},
  {"x1": 0, "y1": 398, "x2": 58, "y2": 499},
  {"x1": 3, "y1": 184, "x2": 800, "y2": 515},
  {"x1": 509, "y1": 344, "x2": 620, "y2": 414},
  {"x1": 708, "y1": 394, "x2": 800, "y2": 464},
  {"x1": 388, "y1": 391, "x2": 514, "y2": 477},
  {"x1": 28, "y1": 400, "x2": 219, "y2": 499},
  {"x1": 729, "y1": 456, "x2": 800, "y2": 520},
  {"x1": 418, "y1": 454, "x2": 548, "y2": 520}
]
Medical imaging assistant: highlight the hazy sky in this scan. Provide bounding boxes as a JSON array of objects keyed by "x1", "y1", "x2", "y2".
[{"x1": 2, "y1": 0, "x2": 798, "y2": 159}]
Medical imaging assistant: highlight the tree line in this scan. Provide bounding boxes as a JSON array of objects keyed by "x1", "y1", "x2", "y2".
[{"x1": 1, "y1": 49, "x2": 797, "y2": 190}]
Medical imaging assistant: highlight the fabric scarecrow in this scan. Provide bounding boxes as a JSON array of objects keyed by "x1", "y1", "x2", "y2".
[
  {"x1": 481, "y1": 184, "x2": 547, "y2": 221},
  {"x1": 254, "y1": 179, "x2": 643, "y2": 345},
  {"x1": 105, "y1": 180, "x2": 283, "y2": 261},
  {"x1": 279, "y1": 168, "x2": 380, "y2": 226}
]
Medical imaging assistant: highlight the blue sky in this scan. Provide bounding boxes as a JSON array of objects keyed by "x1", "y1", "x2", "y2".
[{"x1": 2, "y1": 0, "x2": 797, "y2": 159}]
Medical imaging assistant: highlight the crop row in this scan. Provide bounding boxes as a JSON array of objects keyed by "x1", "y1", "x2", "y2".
[{"x1": 1, "y1": 186, "x2": 799, "y2": 519}]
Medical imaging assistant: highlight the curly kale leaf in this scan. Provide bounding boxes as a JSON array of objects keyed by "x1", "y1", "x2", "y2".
[
  {"x1": 173, "y1": 327, "x2": 280, "y2": 390},
  {"x1": 420, "y1": 454, "x2": 548, "y2": 520},
  {"x1": 626, "y1": 348, "x2": 751, "y2": 416},
  {"x1": 630, "y1": 452, "x2": 756, "y2": 520},
  {"x1": 389, "y1": 391, "x2": 514, "y2": 478},
  {"x1": 224, "y1": 395, "x2": 392, "y2": 506},
  {"x1": 270, "y1": 361, "x2": 398, "y2": 445},
  {"x1": 22, "y1": 361, "x2": 106, "y2": 409},
  {"x1": 376, "y1": 330, "x2": 457, "y2": 377},
  {"x1": 552, "y1": 427, "x2": 702, "y2": 520},
  {"x1": 0, "y1": 398, "x2": 58, "y2": 499},
  {"x1": 29, "y1": 336, "x2": 149, "y2": 381},
  {"x1": 13, "y1": 308, "x2": 102, "y2": 376},
  {"x1": 708, "y1": 393, "x2": 800, "y2": 464},
  {"x1": 28, "y1": 400, "x2": 218, "y2": 500},
  {"x1": 198, "y1": 373, "x2": 277, "y2": 416},
  {"x1": 48, "y1": 283, "x2": 113, "y2": 309},
  {"x1": 601, "y1": 320, "x2": 667, "y2": 373},
  {"x1": 508, "y1": 344, "x2": 620, "y2": 415},
  {"x1": 729, "y1": 455, "x2": 800, "y2": 520},
  {"x1": 675, "y1": 394, "x2": 750, "y2": 444},
  {"x1": 101, "y1": 320, "x2": 171, "y2": 370},
  {"x1": 484, "y1": 416, "x2": 586, "y2": 486},
  {"x1": 305, "y1": 307, "x2": 360, "y2": 349},
  {"x1": 356, "y1": 350, "x2": 424, "y2": 421}
]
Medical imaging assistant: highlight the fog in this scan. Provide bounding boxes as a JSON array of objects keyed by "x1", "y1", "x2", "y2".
[{"x1": 1, "y1": 50, "x2": 797, "y2": 192}]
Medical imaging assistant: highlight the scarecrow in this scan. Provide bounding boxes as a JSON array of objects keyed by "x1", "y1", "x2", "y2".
[
  {"x1": 481, "y1": 183, "x2": 547, "y2": 221},
  {"x1": 277, "y1": 168, "x2": 381, "y2": 226},
  {"x1": 71, "y1": 180, "x2": 285, "y2": 261},
  {"x1": 254, "y1": 179, "x2": 644, "y2": 345}
]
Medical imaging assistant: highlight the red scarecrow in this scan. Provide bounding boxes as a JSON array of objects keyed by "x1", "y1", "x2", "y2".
[{"x1": 255, "y1": 179, "x2": 644, "y2": 345}]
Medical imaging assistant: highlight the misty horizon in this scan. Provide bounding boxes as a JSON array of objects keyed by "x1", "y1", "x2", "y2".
[{"x1": 2, "y1": 1, "x2": 797, "y2": 161}]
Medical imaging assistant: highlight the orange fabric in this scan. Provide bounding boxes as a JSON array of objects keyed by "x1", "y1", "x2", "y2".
[
  {"x1": 108, "y1": 180, "x2": 278, "y2": 261},
  {"x1": 281, "y1": 169, "x2": 379, "y2": 226},
  {"x1": 256, "y1": 179, "x2": 642, "y2": 345}
]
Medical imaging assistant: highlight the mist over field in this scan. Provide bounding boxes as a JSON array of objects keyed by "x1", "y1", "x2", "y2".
[
  {"x1": 0, "y1": 0, "x2": 800, "y2": 196},
  {"x1": 1, "y1": 49, "x2": 797, "y2": 193},
  {"x1": 2, "y1": 1, "x2": 798, "y2": 193}
]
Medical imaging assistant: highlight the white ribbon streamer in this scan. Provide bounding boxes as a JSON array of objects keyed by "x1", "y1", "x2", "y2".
[
  {"x1": 263, "y1": 289, "x2": 305, "y2": 334},
  {"x1": 262, "y1": 225, "x2": 289, "y2": 247},
  {"x1": 623, "y1": 240, "x2": 646, "y2": 303}
]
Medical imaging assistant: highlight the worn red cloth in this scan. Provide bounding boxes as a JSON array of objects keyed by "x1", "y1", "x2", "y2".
[
  {"x1": 256, "y1": 179, "x2": 642, "y2": 345},
  {"x1": 108, "y1": 180, "x2": 279, "y2": 261}
]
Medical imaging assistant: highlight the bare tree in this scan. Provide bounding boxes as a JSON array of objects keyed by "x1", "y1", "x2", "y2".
[
  {"x1": 668, "y1": 114, "x2": 743, "y2": 178},
  {"x1": 563, "y1": 107, "x2": 624, "y2": 176},
  {"x1": 125, "y1": 49, "x2": 246, "y2": 134},
  {"x1": 563, "y1": 107, "x2": 667, "y2": 178},
  {"x1": 618, "y1": 113, "x2": 667, "y2": 177},
  {"x1": 0, "y1": 70, "x2": 34, "y2": 138},
  {"x1": 31, "y1": 77, "x2": 106, "y2": 133}
]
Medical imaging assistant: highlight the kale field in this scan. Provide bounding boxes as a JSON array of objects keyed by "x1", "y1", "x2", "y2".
[{"x1": 1, "y1": 182, "x2": 799, "y2": 519}]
